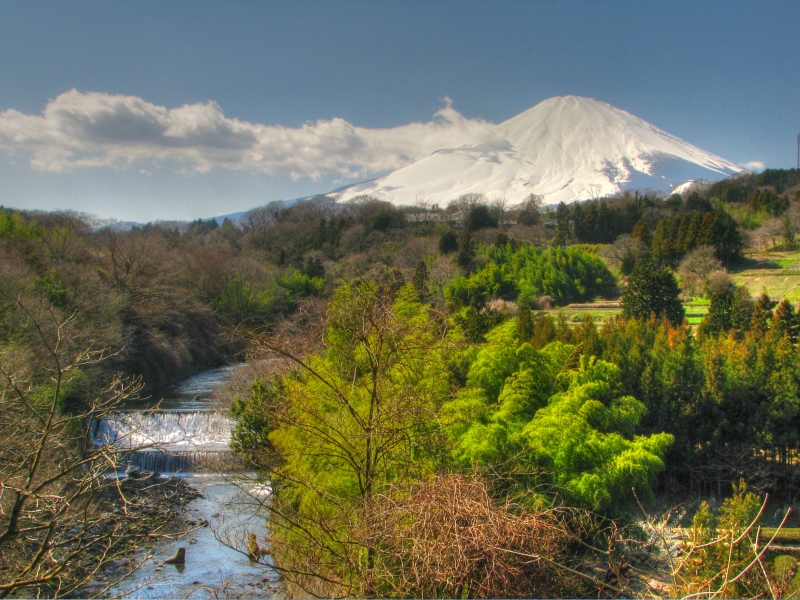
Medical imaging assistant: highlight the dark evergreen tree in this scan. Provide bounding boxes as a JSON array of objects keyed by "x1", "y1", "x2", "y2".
[
  {"x1": 438, "y1": 230, "x2": 459, "y2": 254},
  {"x1": 303, "y1": 256, "x2": 325, "y2": 279},
  {"x1": 730, "y1": 287, "x2": 754, "y2": 334},
  {"x1": 699, "y1": 287, "x2": 736, "y2": 337},
  {"x1": 622, "y1": 262, "x2": 685, "y2": 325},
  {"x1": 531, "y1": 314, "x2": 556, "y2": 348},
  {"x1": 493, "y1": 232, "x2": 510, "y2": 247},
  {"x1": 466, "y1": 205, "x2": 498, "y2": 232},
  {"x1": 631, "y1": 220, "x2": 652, "y2": 246},
  {"x1": 684, "y1": 191, "x2": 713, "y2": 213},
  {"x1": 750, "y1": 292, "x2": 776, "y2": 335},
  {"x1": 517, "y1": 303, "x2": 533, "y2": 342},
  {"x1": 770, "y1": 299, "x2": 799, "y2": 344},
  {"x1": 412, "y1": 260, "x2": 429, "y2": 300},
  {"x1": 650, "y1": 219, "x2": 668, "y2": 263},
  {"x1": 456, "y1": 232, "x2": 475, "y2": 271}
]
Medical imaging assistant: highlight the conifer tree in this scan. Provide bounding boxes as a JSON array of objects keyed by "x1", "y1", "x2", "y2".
[
  {"x1": 770, "y1": 299, "x2": 799, "y2": 344},
  {"x1": 622, "y1": 261, "x2": 684, "y2": 326},
  {"x1": 517, "y1": 302, "x2": 534, "y2": 342},
  {"x1": 750, "y1": 292, "x2": 776, "y2": 335},
  {"x1": 412, "y1": 260, "x2": 429, "y2": 300}
]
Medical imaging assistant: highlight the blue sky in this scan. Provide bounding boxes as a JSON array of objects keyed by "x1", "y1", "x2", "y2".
[{"x1": 1, "y1": 0, "x2": 799, "y2": 222}]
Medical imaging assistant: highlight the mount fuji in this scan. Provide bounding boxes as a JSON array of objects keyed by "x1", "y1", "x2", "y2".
[{"x1": 332, "y1": 96, "x2": 743, "y2": 206}]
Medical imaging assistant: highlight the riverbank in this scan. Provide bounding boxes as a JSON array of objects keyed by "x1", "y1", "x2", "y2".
[{"x1": 75, "y1": 472, "x2": 202, "y2": 598}]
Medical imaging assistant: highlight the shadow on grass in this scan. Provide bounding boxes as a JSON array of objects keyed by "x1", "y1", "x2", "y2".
[{"x1": 731, "y1": 256, "x2": 782, "y2": 272}]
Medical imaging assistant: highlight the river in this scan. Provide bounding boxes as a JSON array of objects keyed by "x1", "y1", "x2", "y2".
[{"x1": 92, "y1": 366, "x2": 280, "y2": 599}]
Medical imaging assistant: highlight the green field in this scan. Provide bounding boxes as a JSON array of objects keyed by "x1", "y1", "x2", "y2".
[
  {"x1": 536, "y1": 298, "x2": 708, "y2": 326},
  {"x1": 730, "y1": 250, "x2": 800, "y2": 302},
  {"x1": 535, "y1": 301, "x2": 622, "y2": 324},
  {"x1": 761, "y1": 528, "x2": 800, "y2": 545}
]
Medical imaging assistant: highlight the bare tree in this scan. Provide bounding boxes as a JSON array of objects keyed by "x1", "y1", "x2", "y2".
[
  {"x1": 448, "y1": 193, "x2": 488, "y2": 224},
  {"x1": 242, "y1": 201, "x2": 284, "y2": 232},
  {"x1": 586, "y1": 183, "x2": 603, "y2": 201},
  {"x1": 490, "y1": 196, "x2": 508, "y2": 229},
  {"x1": 0, "y1": 292, "x2": 145, "y2": 598},
  {"x1": 677, "y1": 246, "x2": 724, "y2": 298}
]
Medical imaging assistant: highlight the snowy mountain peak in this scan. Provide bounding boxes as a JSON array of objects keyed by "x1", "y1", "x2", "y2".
[{"x1": 334, "y1": 96, "x2": 743, "y2": 207}]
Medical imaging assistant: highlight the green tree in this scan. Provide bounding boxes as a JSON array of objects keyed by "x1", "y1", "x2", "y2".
[
  {"x1": 770, "y1": 299, "x2": 799, "y2": 344},
  {"x1": 466, "y1": 205, "x2": 498, "y2": 232},
  {"x1": 438, "y1": 230, "x2": 458, "y2": 254},
  {"x1": 750, "y1": 292, "x2": 776, "y2": 335},
  {"x1": 622, "y1": 263, "x2": 685, "y2": 326},
  {"x1": 442, "y1": 321, "x2": 673, "y2": 510},
  {"x1": 456, "y1": 232, "x2": 475, "y2": 271},
  {"x1": 517, "y1": 194, "x2": 542, "y2": 225},
  {"x1": 412, "y1": 260, "x2": 429, "y2": 300},
  {"x1": 631, "y1": 220, "x2": 652, "y2": 246},
  {"x1": 517, "y1": 303, "x2": 534, "y2": 342},
  {"x1": 243, "y1": 282, "x2": 452, "y2": 596}
]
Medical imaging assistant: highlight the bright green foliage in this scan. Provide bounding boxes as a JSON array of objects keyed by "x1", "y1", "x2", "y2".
[
  {"x1": 274, "y1": 267, "x2": 325, "y2": 297},
  {"x1": 0, "y1": 208, "x2": 40, "y2": 239},
  {"x1": 230, "y1": 378, "x2": 283, "y2": 467},
  {"x1": 523, "y1": 379, "x2": 672, "y2": 508},
  {"x1": 271, "y1": 282, "x2": 450, "y2": 491},
  {"x1": 33, "y1": 270, "x2": 68, "y2": 308},
  {"x1": 213, "y1": 273, "x2": 292, "y2": 325},
  {"x1": 445, "y1": 244, "x2": 616, "y2": 308},
  {"x1": 214, "y1": 268, "x2": 326, "y2": 325},
  {"x1": 677, "y1": 480, "x2": 767, "y2": 598},
  {"x1": 256, "y1": 282, "x2": 452, "y2": 593},
  {"x1": 442, "y1": 320, "x2": 672, "y2": 510}
]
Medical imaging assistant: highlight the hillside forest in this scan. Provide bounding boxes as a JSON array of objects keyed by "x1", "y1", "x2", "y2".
[{"x1": 6, "y1": 168, "x2": 800, "y2": 597}]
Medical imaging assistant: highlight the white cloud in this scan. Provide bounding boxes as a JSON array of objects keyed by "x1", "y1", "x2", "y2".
[
  {"x1": 0, "y1": 90, "x2": 497, "y2": 178},
  {"x1": 743, "y1": 160, "x2": 766, "y2": 172}
]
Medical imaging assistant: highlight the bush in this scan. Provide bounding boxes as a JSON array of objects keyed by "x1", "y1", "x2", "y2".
[{"x1": 445, "y1": 244, "x2": 617, "y2": 308}]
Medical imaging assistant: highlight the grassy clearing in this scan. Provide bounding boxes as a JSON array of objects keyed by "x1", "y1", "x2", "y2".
[
  {"x1": 684, "y1": 299, "x2": 710, "y2": 325},
  {"x1": 730, "y1": 250, "x2": 800, "y2": 302},
  {"x1": 534, "y1": 301, "x2": 622, "y2": 324},
  {"x1": 761, "y1": 528, "x2": 800, "y2": 545},
  {"x1": 535, "y1": 299, "x2": 707, "y2": 326}
]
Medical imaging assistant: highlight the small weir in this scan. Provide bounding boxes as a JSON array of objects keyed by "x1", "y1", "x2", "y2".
[{"x1": 93, "y1": 409, "x2": 235, "y2": 474}]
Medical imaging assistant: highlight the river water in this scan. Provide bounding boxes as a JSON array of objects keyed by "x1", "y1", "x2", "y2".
[{"x1": 92, "y1": 366, "x2": 280, "y2": 599}]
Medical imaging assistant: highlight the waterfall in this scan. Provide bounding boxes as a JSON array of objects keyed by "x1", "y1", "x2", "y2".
[
  {"x1": 126, "y1": 450, "x2": 240, "y2": 473},
  {"x1": 93, "y1": 410, "x2": 237, "y2": 474}
]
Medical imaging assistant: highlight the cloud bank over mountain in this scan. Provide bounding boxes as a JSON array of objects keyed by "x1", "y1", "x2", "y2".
[{"x1": 0, "y1": 90, "x2": 495, "y2": 178}]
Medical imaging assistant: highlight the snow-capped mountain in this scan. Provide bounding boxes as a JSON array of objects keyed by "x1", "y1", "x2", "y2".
[{"x1": 333, "y1": 96, "x2": 743, "y2": 206}]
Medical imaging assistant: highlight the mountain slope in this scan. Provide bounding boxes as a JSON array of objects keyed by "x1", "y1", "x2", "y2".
[{"x1": 333, "y1": 96, "x2": 743, "y2": 206}]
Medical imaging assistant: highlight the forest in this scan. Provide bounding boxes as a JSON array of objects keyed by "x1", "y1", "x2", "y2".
[{"x1": 5, "y1": 169, "x2": 800, "y2": 597}]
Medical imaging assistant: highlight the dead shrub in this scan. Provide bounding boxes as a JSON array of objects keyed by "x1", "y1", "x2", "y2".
[{"x1": 365, "y1": 474, "x2": 591, "y2": 598}]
